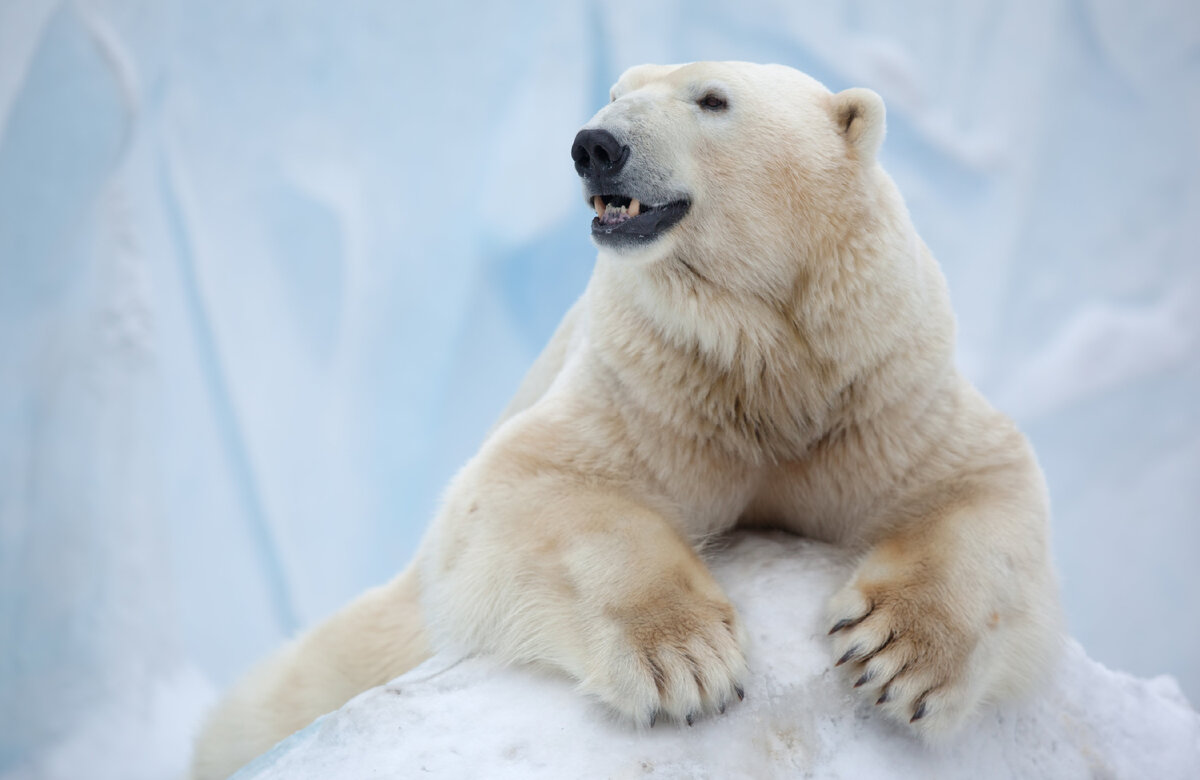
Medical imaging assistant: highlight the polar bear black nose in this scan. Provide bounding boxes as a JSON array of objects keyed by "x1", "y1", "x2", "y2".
[{"x1": 572, "y1": 129, "x2": 629, "y2": 178}]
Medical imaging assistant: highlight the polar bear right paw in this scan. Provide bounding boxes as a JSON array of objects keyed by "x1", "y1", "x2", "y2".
[
  {"x1": 580, "y1": 588, "x2": 748, "y2": 727},
  {"x1": 826, "y1": 575, "x2": 989, "y2": 737}
]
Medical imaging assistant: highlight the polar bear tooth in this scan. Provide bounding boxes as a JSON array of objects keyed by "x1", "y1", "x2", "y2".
[
  {"x1": 629, "y1": 199, "x2": 641, "y2": 217},
  {"x1": 593, "y1": 196, "x2": 604, "y2": 219}
]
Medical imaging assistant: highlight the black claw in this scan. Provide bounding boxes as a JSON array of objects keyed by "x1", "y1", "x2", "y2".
[
  {"x1": 686, "y1": 712, "x2": 695, "y2": 726},
  {"x1": 910, "y1": 701, "x2": 928, "y2": 723},
  {"x1": 836, "y1": 645, "x2": 860, "y2": 667},
  {"x1": 828, "y1": 601, "x2": 876, "y2": 635},
  {"x1": 828, "y1": 618, "x2": 854, "y2": 635},
  {"x1": 854, "y1": 670, "x2": 874, "y2": 688},
  {"x1": 876, "y1": 690, "x2": 890, "y2": 705},
  {"x1": 718, "y1": 701, "x2": 727, "y2": 714},
  {"x1": 735, "y1": 685, "x2": 745, "y2": 702},
  {"x1": 649, "y1": 711, "x2": 657, "y2": 728}
]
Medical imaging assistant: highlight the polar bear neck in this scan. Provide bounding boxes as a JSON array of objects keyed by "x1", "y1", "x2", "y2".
[{"x1": 585, "y1": 218, "x2": 956, "y2": 464}]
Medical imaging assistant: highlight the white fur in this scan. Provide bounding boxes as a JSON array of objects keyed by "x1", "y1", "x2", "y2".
[{"x1": 191, "y1": 62, "x2": 1060, "y2": 778}]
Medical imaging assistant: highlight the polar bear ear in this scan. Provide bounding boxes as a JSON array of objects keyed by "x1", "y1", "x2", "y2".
[{"x1": 831, "y1": 87, "x2": 886, "y2": 160}]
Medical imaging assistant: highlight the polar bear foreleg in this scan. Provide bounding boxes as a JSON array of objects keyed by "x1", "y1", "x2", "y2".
[
  {"x1": 421, "y1": 476, "x2": 748, "y2": 726},
  {"x1": 824, "y1": 470, "x2": 1060, "y2": 736}
]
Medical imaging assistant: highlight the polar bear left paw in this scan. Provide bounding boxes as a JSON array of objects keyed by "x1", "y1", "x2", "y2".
[
  {"x1": 580, "y1": 588, "x2": 748, "y2": 728},
  {"x1": 826, "y1": 578, "x2": 985, "y2": 736}
]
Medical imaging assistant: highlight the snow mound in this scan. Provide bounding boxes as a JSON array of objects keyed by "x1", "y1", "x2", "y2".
[{"x1": 233, "y1": 533, "x2": 1200, "y2": 779}]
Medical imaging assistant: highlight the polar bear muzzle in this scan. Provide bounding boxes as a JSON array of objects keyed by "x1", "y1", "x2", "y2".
[{"x1": 572, "y1": 127, "x2": 691, "y2": 248}]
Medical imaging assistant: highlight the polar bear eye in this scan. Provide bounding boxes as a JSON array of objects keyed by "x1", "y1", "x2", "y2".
[{"x1": 698, "y1": 92, "x2": 728, "y2": 112}]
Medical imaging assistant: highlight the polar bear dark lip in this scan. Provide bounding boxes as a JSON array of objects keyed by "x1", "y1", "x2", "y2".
[{"x1": 590, "y1": 196, "x2": 691, "y2": 246}]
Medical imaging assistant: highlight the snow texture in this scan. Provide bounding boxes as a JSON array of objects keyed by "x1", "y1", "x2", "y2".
[
  {"x1": 235, "y1": 534, "x2": 1200, "y2": 780},
  {"x1": 1, "y1": 1, "x2": 1198, "y2": 778}
]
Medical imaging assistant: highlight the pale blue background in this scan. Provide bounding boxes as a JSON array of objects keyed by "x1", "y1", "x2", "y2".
[{"x1": 1, "y1": 1, "x2": 1197, "y2": 777}]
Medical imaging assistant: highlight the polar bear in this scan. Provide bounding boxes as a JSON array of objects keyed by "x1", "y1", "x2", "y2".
[{"x1": 191, "y1": 61, "x2": 1060, "y2": 779}]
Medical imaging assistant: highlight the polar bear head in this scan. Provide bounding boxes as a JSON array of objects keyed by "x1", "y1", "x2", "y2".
[{"x1": 572, "y1": 62, "x2": 891, "y2": 295}]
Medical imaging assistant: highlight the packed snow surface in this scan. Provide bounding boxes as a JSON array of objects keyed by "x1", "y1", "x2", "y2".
[{"x1": 236, "y1": 534, "x2": 1200, "y2": 779}]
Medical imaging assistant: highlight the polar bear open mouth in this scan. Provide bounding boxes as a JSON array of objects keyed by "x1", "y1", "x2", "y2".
[{"x1": 590, "y1": 194, "x2": 691, "y2": 244}]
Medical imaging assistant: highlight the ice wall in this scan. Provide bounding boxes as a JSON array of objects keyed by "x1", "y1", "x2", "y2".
[{"x1": 1, "y1": 1, "x2": 1197, "y2": 778}]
